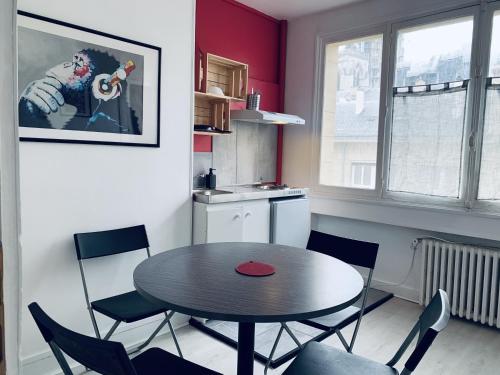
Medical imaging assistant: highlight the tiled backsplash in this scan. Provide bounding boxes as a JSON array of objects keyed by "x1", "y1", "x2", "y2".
[
  {"x1": 193, "y1": 121, "x2": 277, "y2": 188},
  {"x1": 193, "y1": 152, "x2": 213, "y2": 189}
]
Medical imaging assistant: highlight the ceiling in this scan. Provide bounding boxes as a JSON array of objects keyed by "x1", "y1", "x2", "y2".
[{"x1": 237, "y1": 0, "x2": 366, "y2": 20}]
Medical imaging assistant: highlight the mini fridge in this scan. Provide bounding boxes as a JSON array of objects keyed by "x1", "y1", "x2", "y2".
[{"x1": 270, "y1": 196, "x2": 310, "y2": 248}]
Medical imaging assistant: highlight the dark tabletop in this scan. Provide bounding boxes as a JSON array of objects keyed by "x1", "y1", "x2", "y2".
[{"x1": 134, "y1": 242, "x2": 364, "y2": 323}]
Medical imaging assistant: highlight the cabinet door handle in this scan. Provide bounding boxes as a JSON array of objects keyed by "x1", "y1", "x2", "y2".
[
  {"x1": 233, "y1": 214, "x2": 242, "y2": 220},
  {"x1": 244, "y1": 212, "x2": 252, "y2": 218}
]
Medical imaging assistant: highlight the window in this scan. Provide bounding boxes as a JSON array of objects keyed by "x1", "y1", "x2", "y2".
[
  {"x1": 388, "y1": 18, "x2": 474, "y2": 198},
  {"x1": 478, "y1": 12, "x2": 500, "y2": 200},
  {"x1": 351, "y1": 162, "x2": 376, "y2": 189},
  {"x1": 319, "y1": 34, "x2": 383, "y2": 190},
  {"x1": 314, "y1": 5, "x2": 500, "y2": 213}
]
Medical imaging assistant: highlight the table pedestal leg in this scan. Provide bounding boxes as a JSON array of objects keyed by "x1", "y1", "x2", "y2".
[{"x1": 237, "y1": 322, "x2": 255, "y2": 375}]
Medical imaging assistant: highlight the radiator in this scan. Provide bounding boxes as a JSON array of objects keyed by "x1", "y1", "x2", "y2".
[{"x1": 420, "y1": 238, "x2": 500, "y2": 327}]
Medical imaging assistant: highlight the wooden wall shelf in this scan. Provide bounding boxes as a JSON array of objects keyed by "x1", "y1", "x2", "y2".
[
  {"x1": 198, "y1": 53, "x2": 248, "y2": 100},
  {"x1": 195, "y1": 91, "x2": 245, "y2": 103},
  {"x1": 193, "y1": 131, "x2": 228, "y2": 136},
  {"x1": 194, "y1": 53, "x2": 249, "y2": 135},
  {"x1": 194, "y1": 93, "x2": 230, "y2": 133}
]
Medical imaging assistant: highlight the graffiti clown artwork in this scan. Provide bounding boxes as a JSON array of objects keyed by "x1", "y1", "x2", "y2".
[{"x1": 18, "y1": 12, "x2": 161, "y2": 146}]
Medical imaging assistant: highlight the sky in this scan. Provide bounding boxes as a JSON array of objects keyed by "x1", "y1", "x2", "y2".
[
  {"x1": 331, "y1": 12, "x2": 500, "y2": 87},
  {"x1": 399, "y1": 17, "x2": 473, "y2": 69},
  {"x1": 400, "y1": 13, "x2": 500, "y2": 77}
]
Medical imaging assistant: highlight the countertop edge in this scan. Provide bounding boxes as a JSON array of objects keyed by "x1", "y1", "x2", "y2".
[{"x1": 193, "y1": 188, "x2": 309, "y2": 204}]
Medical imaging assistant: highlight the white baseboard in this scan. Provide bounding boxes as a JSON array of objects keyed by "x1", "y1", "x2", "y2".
[
  {"x1": 371, "y1": 277, "x2": 420, "y2": 303},
  {"x1": 21, "y1": 313, "x2": 190, "y2": 375},
  {"x1": 353, "y1": 267, "x2": 420, "y2": 304}
]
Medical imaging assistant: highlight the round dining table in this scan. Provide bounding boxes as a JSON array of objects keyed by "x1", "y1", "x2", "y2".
[{"x1": 133, "y1": 242, "x2": 364, "y2": 375}]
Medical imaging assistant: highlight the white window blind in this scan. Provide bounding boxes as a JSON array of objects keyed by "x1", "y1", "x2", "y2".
[
  {"x1": 478, "y1": 12, "x2": 500, "y2": 201},
  {"x1": 388, "y1": 17, "x2": 473, "y2": 198},
  {"x1": 478, "y1": 81, "x2": 500, "y2": 200},
  {"x1": 389, "y1": 84, "x2": 468, "y2": 197}
]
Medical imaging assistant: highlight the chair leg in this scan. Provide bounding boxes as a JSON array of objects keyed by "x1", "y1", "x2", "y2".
[
  {"x1": 130, "y1": 316, "x2": 169, "y2": 354},
  {"x1": 264, "y1": 324, "x2": 284, "y2": 375},
  {"x1": 347, "y1": 271, "x2": 374, "y2": 353},
  {"x1": 331, "y1": 309, "x2": 366, "y2": 353},
  {"x1": 348, "y1": 320, "x2": 361, "y2": 353},
  {"x1": 264, "y1": 323, "x2": 302, "y2": 375},
  {"x1": 129, "y1": 311, "x2": 182, "y2": 357},
  {"x1": 79, "y1": 261, "x2": 102, "y2": 340},
  {"x1": 167, "y1": 318, "x2": 183, "y2": 358},
  {"x1": 49, "y1": 342, "x2": 73, "y2": 375},
  {"x1": 103, "y1": 320, "x2": 121, "y2": 341},
  {"x1": 282, "y1": 323, "x2": 303, "y2": 350},
  {"x1": 87, "y1": 307, "x2": 102, "y2": 339},
  {"x1": 336, "y1": 329, "x2": 350, "y2": 352}
]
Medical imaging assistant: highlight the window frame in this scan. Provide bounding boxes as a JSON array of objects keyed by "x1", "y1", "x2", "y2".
[
  {"x1": 310, "y1": 3, "x2": 500, "y2": 216},
  {"x1": 310, "y1": 24, "x2": 390, "y2": 199},
  {"x1": 469, "y1": 1, "x2": 500, "y2": 213},
  {"x1": 382, "y1": 7, "x2": 481, "y2": 208}
]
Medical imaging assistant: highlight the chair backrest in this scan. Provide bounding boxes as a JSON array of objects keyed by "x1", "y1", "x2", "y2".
[
  {"x1": 28, "y1": 303, "x2": 137, "y2": 375},
  {"x1": 74, "y1": 225, "x2": 149, "y2": 260},
  {"x1": 387, "y1": 289, "x2": 450, "y2": 374},
  {"x1": 306, "y1": 230, "x2": 379, "y2": 269}
]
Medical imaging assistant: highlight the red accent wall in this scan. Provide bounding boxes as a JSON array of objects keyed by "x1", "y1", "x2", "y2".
[
  {"x1": 194, "y1": 0, "x2": 286, "y2": 181},
  {"x1": 275, "y1": 20, "x2": 287, "y2": 184},
  {"x1": 193, "y1": 134, "x2": 212, "y2": 153},
  {"x1": 196, "y1": 0, "x2": 280, "y2": 84}
]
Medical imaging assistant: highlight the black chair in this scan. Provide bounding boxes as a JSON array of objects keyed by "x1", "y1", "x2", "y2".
[
  {"x1": 74, "y1": 225, "x2": 182, "y2": 356},
  {"x1": 28, "y1": 302, "x2": 221, "y2": 375},
  {"x1": 265, "y1": 230, "x2": 379, "y2": 374},
  {"x1": 283, "y1": 289, "x2": 450, "y2": 375}
]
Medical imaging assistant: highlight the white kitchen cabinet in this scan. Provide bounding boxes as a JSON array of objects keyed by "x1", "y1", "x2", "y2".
[
  {"x1": 241, "y1": 200, "x2": 270, "y2": 242},
  {"x1": 193, "y1": 200, "x2": 270, "y2": 244},
  {"x1": 206, "y1": 205, "x2": 244, "y2": 243}
]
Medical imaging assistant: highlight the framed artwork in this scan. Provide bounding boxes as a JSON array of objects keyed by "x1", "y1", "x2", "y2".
[{"x1": 17, "y1": 11, "x2": 161, "y2": 147}]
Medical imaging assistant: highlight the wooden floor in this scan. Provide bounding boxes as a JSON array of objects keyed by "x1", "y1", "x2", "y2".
[{"x1": 145, "y1": 297, "x2": 500, "y2": 374}]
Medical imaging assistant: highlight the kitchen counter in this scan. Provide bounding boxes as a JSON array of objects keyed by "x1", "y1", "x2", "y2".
[{"x1": 193, "y1": 185, "x2": 309, "y2": 204}]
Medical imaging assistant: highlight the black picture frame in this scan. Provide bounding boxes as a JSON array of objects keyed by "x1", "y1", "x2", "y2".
[{"x1": 17, "y1": 10, "x2": 162, "y2": 148}]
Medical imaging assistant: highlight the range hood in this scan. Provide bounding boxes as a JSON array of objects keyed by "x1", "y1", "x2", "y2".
[{"x1": 230, "y1": 110, "x2": 305, "y2": 125}]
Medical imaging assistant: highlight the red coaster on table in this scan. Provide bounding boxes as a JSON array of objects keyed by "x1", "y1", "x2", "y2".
[{"x1": 235, "y1": 261, "x2": 275, "y2": 277}]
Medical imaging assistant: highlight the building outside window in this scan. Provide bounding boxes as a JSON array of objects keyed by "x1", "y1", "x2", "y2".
[{"x1": 319, "y1": 34, "x2": 383, "y2": 190}]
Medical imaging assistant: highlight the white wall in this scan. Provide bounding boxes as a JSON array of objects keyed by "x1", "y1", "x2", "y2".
[
  {"x1": 17, "y1": 1, "x2": 195, "y2": 373},
  {"x1": 283, "y1": 0, "x2": 500, "y2": 301},
  {"x1": 312, "y1": 214, "x2": 426, "y2": 301},
  {"x1": 311, "y1": 213, "x2": 500, "y2": 302}
]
